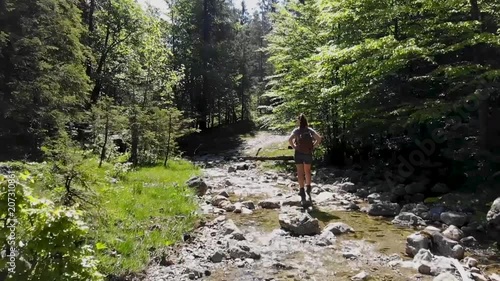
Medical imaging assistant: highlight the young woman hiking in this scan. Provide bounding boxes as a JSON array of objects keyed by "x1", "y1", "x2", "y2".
[{"x1": 288, "y1": 113, "x2": 322, "y2": 207}]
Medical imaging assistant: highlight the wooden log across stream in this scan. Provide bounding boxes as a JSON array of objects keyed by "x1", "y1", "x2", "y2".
[{"x1": 239, "y1": 155, "x2": 294, "y2": 161}]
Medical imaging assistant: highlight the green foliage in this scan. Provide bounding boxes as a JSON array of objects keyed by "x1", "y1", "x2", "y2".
[
  {"x1": 41, "y1": 133, "x2": 99, "y2": 206},
  {"x1": 90, "y1": 160, "x2": 200, "y2": 275},
  {"x1": 0, "y1": 0, "x2": 91, "y2": 154},
  {"x1": 0, "y1": 174, "x2": 103, "y2": 280},
  {"x1": 264, "y1": 0, "x2": 500, "y2": 172}
]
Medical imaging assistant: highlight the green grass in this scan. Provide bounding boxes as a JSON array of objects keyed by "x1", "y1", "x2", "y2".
[
  {"x1": 1, "y1": 158, "x2": 201, "y2": 277},
  {"x1": 254, "y1": 140, "x2": 293, "y2": 158},
  {"x1": 91, "y1": 160, "x2": 201, "y2": 275}
]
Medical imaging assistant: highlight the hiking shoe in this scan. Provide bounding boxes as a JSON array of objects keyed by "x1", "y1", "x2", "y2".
[
  {"x1": 299, "y1": 188, "x2": 307, "y2": 206},
  {"x1": 306, "y1": 185, "x2": 312, "y2": 204}
]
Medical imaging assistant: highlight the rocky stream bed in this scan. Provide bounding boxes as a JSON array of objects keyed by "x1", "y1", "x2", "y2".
[{"x1": 144, "y1": 133, "x2": 500, "y2": 281}]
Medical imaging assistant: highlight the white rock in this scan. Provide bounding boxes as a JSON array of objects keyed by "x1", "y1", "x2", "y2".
[{"x1": 351, "y1": 271, "x2": 369, "y2": 281}]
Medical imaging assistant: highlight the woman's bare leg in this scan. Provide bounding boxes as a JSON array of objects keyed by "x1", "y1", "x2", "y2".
[
  {"x1": 296, "y1": 164, "x2": 305, "y2": 188},
  {"x1": 304, "y1": 163, "x2": 312, "y2": 203},
  {"x1": 304, "y1": 164, "x2": 312, "y2": 186}
]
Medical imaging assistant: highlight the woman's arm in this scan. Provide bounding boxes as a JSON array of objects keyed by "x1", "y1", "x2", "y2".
[
  {"x1": 288, "y1": 132, "x2": 297, "y2": 149},
  {"x1": 312, "y1": 129, "x2": 322, "y2": 147}
]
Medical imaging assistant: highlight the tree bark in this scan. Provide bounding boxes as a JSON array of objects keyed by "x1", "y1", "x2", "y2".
[
  {"x1": 164, "y1": 114, "x2": 172, "y2": 167},
  {"x1": 99, "y1": 112, "x2": 109, "y2": 168}
]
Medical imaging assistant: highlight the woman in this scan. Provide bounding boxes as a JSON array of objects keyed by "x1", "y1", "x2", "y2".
[{"x1": 288, "y1": 113, "x2": 322, "y2": 207}]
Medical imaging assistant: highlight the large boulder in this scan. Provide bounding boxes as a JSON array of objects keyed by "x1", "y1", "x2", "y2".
[
  {"x1": 392, "y1": 212, "x2": 426, "y2": 227},
  {"x1": 442, "y1": 225, "x2": 464, "y2": 242},
  {"x1": 258, "y1": 199, "x2": 281, "y2": 209},
  {"x1": 431, "y1": 231, "x2": 465, "y2": 260},
  {"x1": 400, "y1": 203, "x2": 431, "y2": 220},
  {"x1": 279, "y1": 210, "x2": 321, "y2": 236},
  {"x1": 413, "y1": 249, "x2": 457, "y2": 277},
  {"x1": 186, "y1": 176, "x2": 208, "y2": 196},
  {"x1": 487, "y1": 197, "x2": 500, "y2": 230},
  {"x1": 323, "y1": 222, "x2": 354, "y2": 235},
  {"x1": 440, "y1": 211, "x2": 468, "y2": 227},
  {"x1": 405, "y1": 232, "x2": 432, "y2": 257},
  {"x1": 367, "y1": 202, "x2": 401, "y2": 217},
  {"x1": 405, "y1": 182, "x2": 427, "y2": 195}
]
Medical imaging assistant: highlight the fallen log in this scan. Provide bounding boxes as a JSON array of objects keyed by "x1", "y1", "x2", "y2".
[
  {"x1": 239, "y1": 156, "x2": 294, "y2": 161},
  {"x1": 451, "y1": 259, "x2": 473, "y2": 281}
]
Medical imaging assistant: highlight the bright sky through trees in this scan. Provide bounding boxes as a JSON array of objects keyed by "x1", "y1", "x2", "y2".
[{"x1": 138, "y1": 0, "x2": 260, "y2": 15}]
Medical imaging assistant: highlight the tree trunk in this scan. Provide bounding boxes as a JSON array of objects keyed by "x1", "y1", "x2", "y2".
[
  {"x1": 90, "y1": 24, "x2": 111, "y2": 105},
  {"x1": 164, "y1": 114, "x2": 172, "y2": 167},
  {"x1": 130, "y1": 110, "x2": 139, "y2": 166},
  {"x1": 99, "y1": 112, "x2": 109, "y2": 168},
  {"x1": 469, "y1": 0, "x2": 489, "y2": 150}
]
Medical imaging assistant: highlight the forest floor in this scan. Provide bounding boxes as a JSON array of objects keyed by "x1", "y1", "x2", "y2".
[{"x1": 144, "y1": 131, "x2": 500, "y2": 281}]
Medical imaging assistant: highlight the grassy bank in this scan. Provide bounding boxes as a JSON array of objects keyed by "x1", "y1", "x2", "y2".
[
  {"x1": 92, "y1": 160, "x2": 201, "y2": 276},
  {"x1": 1, "y1": 159, "x2": 201, "y2": 277}
]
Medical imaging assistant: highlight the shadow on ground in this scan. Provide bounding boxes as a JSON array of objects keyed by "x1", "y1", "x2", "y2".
[{"x1": 178, "y1": 120, "x2": 258, "y2": 157}]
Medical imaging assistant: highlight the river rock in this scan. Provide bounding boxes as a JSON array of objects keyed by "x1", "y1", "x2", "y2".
[
  {"x1": 186, "y1": 176, "x2": 208, "y2": 196},
  {"x1": 431, "y1": 231, "x2": 465, "y2": 260},
  {"x1": 220, "y1": 200, "x2": 236, "y2": 212},
  {"x1": 241, "y1": 207, "x2": 253, "y2": 215},
  {"x1": 338, "y1": 182, "x2": 357, "y2": 193},
  {"x1": 281, "y1": 196, "x2": 302, "y2": 207},
  {"x1": 471, "y1": 273, "x2": 488, "y2": 281},
  {"x1": 367, "y1": 192, "x2": 392, "y2": 203},
  {"x1": 323, "y1": 222, "x2": 354, "y2": 235},
  {"x1": 440, "y1": 211, "x2": 468, "y2": 227},
  {"x1": 316, "y1": 230, "x2": 336, "y2": 246},
  {"x1": 228, "y1": 166, "x2": 236, "y2": 173},
  {"x1": 464, "y1": 257, "x2": 478, "y2": 268},
  {"x1": 279, "y1": 210, "x2": 321, "y2": 236},
  {"x1": 413, "y1": 249, "x2": 456, "y2": 276},
  {"x1": 405, "y1": 232, "x2": 431, "y2": 257},
  {"x1": 413, "y1": 248, "x2": 433, "y2": 263},
  {"x1": 431, "y1": 183, "x2": 450, "y2": 194},
  {"x1": 442, "y1": 225, "x2": 464, "y2": 241},
  {"x1": 400, "y1": 203, "x2": 431, "y2": 220},
  {"x1": 258, "y1": 199, "x2": 281, "y2": 209},
  {"x1": 242, "y1": 201, "x2": 255, "y2": 210},
  {"x1": 487, "y1": 197, "x2": 500, "y2": 229},
  {"x1": 236, "y1": 163, "x2": 249, "y2": 170},
  {"x1": 405, "y1": 182, "x2": 427, "y2": 194},
  {"x1": 210, "y1": 251, "x2": 225, "y2": 263},
  {"x1": 460, "y1": 236, "x2": 478, "y2": 247},
  {"x1": 315, "y1": 192, "x2": 334, "y2": 203},
  {"x1": 218, "y1": 190, "x2": 230, "y2": 197},
  {"x1": 228, "y1": 242, "x2": 261, "y2": 260},
  {"x1": 392, "y1": 184, "x2": 407, "y2": 197},
  {"x1": 233, "y1": 202, "x2": 243, "y2": 213},
  {"x1": 355, "y1": 188, "x2": 370, "y2": 198},
  {"x1": 351, "y1": 271, "x2": 369, "y2": 281},
  {"x1": 223, "y1": 219, "x2": 245, "y2": 240},
  {"x1": 367, "y1": 202, "x2": 401, "y2": 217},
  {"x1": 433, "y1": 272, "x2": 459, "y2": 281},
  {"x1": 212, "y1": 195, "x2": 229, "y2": 206},
  {"x1": 392, "y1": 212, "x2": 426, "y2": 227}
]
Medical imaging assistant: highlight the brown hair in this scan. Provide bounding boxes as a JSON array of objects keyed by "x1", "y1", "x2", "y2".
[{"x1": 298, "y1": 113, "x2": 308, "y2": 129}]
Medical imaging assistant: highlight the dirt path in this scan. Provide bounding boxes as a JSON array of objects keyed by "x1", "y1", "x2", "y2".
[{"x1": 144, "y1": 132, "x2": 496, "y2": 281}]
